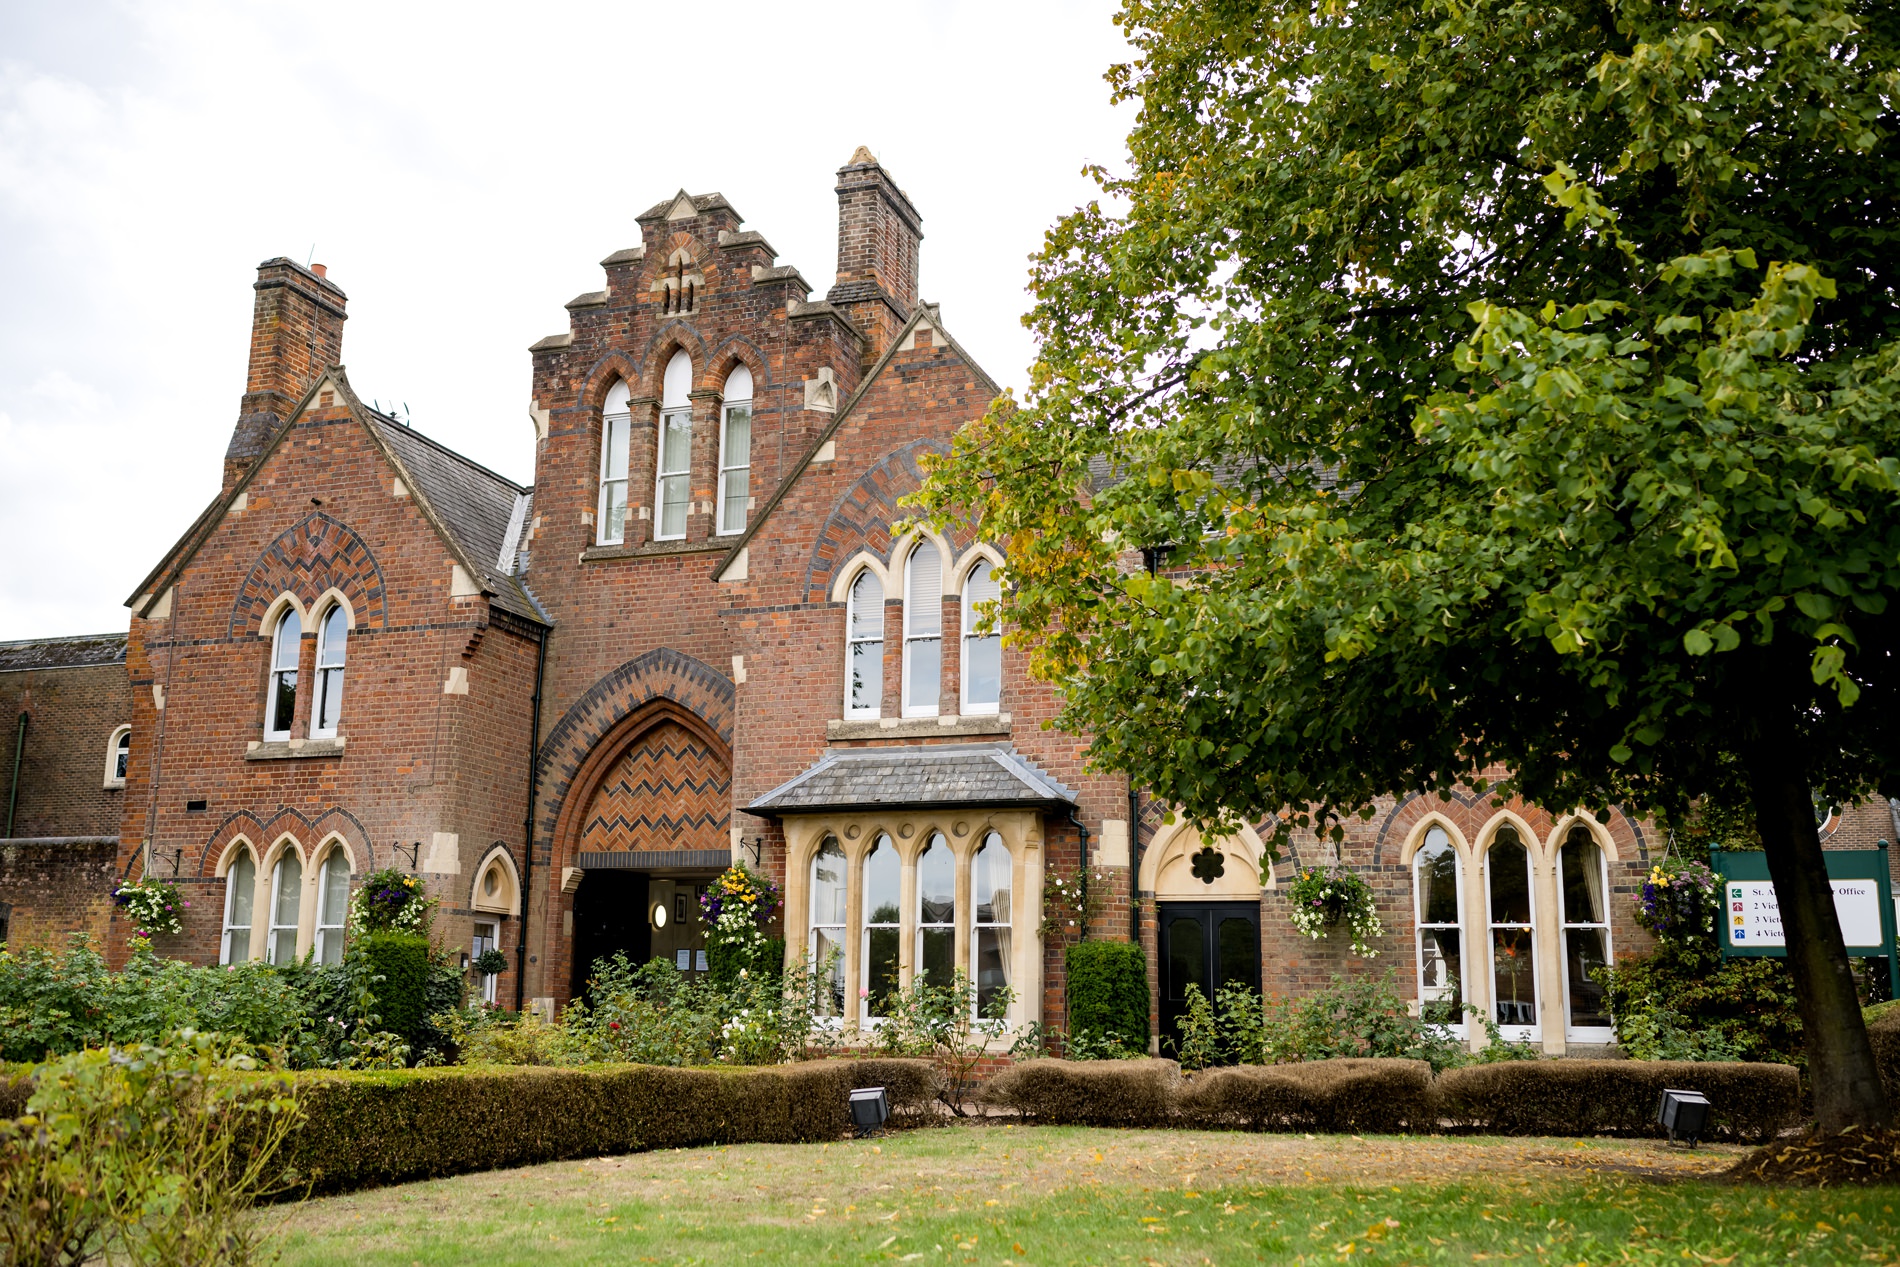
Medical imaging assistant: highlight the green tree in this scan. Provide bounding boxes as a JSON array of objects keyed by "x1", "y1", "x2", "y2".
[{"x1": 912, "y1": 0, "x2": 1900, "y2": 1129}]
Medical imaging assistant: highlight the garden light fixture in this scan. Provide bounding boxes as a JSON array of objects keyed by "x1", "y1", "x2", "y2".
[
  {"x1": 849, "y1": 1086, "x2": 890, "y2": 1138},
  {"x1": 1656, "y1": 1088, "x2": 1710, "y2": 1147}
]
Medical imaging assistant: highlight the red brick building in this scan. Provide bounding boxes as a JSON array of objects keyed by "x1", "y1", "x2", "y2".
[{"x1": 9, "y1": 149, "x2": 1890, "y2": 1053}]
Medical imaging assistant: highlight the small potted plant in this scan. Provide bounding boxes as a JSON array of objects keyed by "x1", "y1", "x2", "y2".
[{"x1": 1285, "y1": 865, "x2": 1384, "y2": 957}]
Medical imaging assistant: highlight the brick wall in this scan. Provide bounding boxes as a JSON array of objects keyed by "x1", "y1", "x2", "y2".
[
  {"x1": 0, "y1": 838, "x2": 119, "y2": 950},
  {"x1": 0, "y1": 648, "x2": 131, "y2": 840}
]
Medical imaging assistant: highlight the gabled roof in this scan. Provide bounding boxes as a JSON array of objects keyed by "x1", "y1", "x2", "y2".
[
  {"x1": 0, "y1": 632, "x2": 127, "y2": 673},
  {"x1": 127, "y1": 368, "x2": 547, "y2": 625},
  {"x1": 709, "y1": 303, "x2": 1001, "y2": 581},
  {"x1": 637, "y1": 190, "x2": 735, "y2": 222},
  {"x1": 746, "y1": 743, "x2": 1077, "y2": 817}
]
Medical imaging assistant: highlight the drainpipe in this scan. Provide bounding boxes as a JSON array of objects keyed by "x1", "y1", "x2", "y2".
[
  {"x1": 1129, "y1": 783, "x2": 1142, "y2": 943},
  {"x1": 515, "y1": 623, "x2": 550, "y2": 1013},
  {"x1": 5, "y1": 712, "x2": 25, "y2": 839},
  {"x1": 1065, "y1": 805, "x2": 1091, "y2": 942}
]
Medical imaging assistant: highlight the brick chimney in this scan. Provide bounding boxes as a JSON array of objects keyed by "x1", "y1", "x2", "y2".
[
  {"x1": 225, "y1": 258, "x2": 347, "y2": 490},
  {"x1": 826, "y1": 146, "x2": 922, "y2": 359}
]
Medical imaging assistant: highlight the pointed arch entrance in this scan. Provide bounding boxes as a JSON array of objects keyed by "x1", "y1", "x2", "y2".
[
  {"x1": 1142, "y1": 819, "x2": 1269, "y2": 1058},
  {"x1": 550, "y1": 700, "x2": 733, "y2": 997}
]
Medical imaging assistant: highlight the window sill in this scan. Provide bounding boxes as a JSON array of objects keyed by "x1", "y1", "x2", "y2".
[
  {"x1": 581, "y1": 538, "x2": 730, "y2": 562},
  {"x1": 245, "y1": 737, "x2": 347, "y2": 761},
  {"x1": 826, "y1": 714, "x2": 1011, "y2": 742}
]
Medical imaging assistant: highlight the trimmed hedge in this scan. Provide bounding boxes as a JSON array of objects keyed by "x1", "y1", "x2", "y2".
[
  {"x1": 980, "y1": 1058, "x2": 1180, "y2": 1127},
  {"x1": 1431, "y1": 1060, "x2": 1798, "y2": 1141},
  {"x1": 359, "y1": 932, "x2": 430, "y2": 1041},
  {"x1": 987, "y1": 1056, "x2": 1799, "y2": 1141},
  {"x1": 1178, "y1": 1058, "x2": 1434, "y2": 1133},
  {"x1": 276, "y1": 1057, "x2": 937, "y2": 1194},
  {"x1": 1066, "y1": 942, "x2": 1149, "y2": 1049}
]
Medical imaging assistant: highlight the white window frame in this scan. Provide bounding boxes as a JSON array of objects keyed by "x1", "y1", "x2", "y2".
[
  {"x1": 1558, "y1": 824, "x2": 1615, "y2": 1043},
  {"x1": 970, "y1": 831, "x2": 1012, "y2": 1019},
  {"x1": 915, "y1": 832, "x2": 956, "y2": 989},
  {"x1": 844, "y1": 568, "x2": 885, "y2": 719},
  {"x1": 598, "y1": 381, "x2": 632, "y2": 545},
  {"x1": 1411, "y1": 824, "x2": 1467, "y2": 1035},
  {"x1": 809, "y1": 837, "x2": 847, "y2": 1019},
  {"x1": 901, "y1": 542, "x2": 943, "y2": 718},
  {"x1": 314, "y1": 846, "x2": 350, "y2": 965},
  {"x1": 959, "y1": 558, "x2": 1002, "y2": 716},
  {"x1": 654, "y1": 351, "x2": 693, "y2": 542},
  {"x1": 715, "y1": 366, "x2": 752, "y2": 536},
  {"x1": 103, "y1": 724, "x2": 131, "y2": 789},
  {"x1": 311, "y1": 605, "x2": 348, "y2": 739},
  {"x1": 265, "y1": 608, "x2": 301, "y2": 741},
  {"x1": 860, "y1": 834, "x2": 900, "y2": 1026},
  {"x1": 266, "y1": 851, "x2": 303, "y2": 965},
  {"x1": 220, "y1": 849, "x2": 257, "y2": 965},
  {"x1": 472, "y1": 919, "x2": 500, "y2": 1005},
  {"x1": 1483, "y1": 826, "x2": 1540, "y2": 1044}
]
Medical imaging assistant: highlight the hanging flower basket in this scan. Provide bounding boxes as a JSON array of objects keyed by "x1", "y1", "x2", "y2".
[
  {"x1": 349, "y1": 867, "x2": 432, "y2": 935},
  {"x1": 1633, "y1": 858, "x2": 1718, "y2": 947},
  {"x1": 113, "y1": 877, "x2": 188, "y2": 939},
  {"x1": 1285, "y1": 866, "x2": 1383, "y2": 957}
]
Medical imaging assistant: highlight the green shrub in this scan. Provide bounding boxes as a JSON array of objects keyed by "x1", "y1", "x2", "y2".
[
  {"x1": 1178, "y1": 1058, "x2": 1435, "y2": 1132},
  {"x1": 1869, "y1": 1006, "x2": 1900, "y2": 1102},
  {"x1": 1599, "y1": 939, "x2": 1803, "y2": 1066},
  {"x1": 358, "y1": 933, "x2": 430, "y2": 1041},
  {"x1": 0, "y1": 936, "x2": 305, "y2": 1062},
  {"x1": 979, "y1": 1058, "x2": 1180, "y2": 1127},
  {"x1": 274, "y1": 1058, "x2": 935, "y2": 1194},
  {"x1": 707, "y1": 935, "x2": 786, "y2": 990},
  {"x1": 4, "y1": 1031, "x2": 302, "y2": 1265},
  {"x1": 1227, "y1": 973, "x2": 1477, "y2": 1072},
  {"x1": 1433, "y1": 1059, "x2": 1798, "y2": 1141},
  {"x1": 1066, "y1": 941, "x2": 1148, "y2": 1051}
]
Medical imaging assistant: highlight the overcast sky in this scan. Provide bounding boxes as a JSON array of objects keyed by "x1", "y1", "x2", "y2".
[{"x1": 0, "y1": 1, "x2": 1132, "y2": 641}]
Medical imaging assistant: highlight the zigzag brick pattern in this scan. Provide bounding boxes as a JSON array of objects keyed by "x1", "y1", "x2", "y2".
[{"x1": 578, "y1": 720, "x2": 731, "y2": 856}]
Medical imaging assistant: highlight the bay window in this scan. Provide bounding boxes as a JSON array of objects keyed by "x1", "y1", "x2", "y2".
[
  {"x1": 916, "y1": 833, "x2": 955, "y2": 988},
  {"x1": 971, "y1": 832, "x2": 1012, "y2": 1016},
  {"x1": 862, "y1": 835, "x2": 900, "y2": 1021},
  {"x1": 1485, "y1": 825, "x2": 1538, "y2": 1039},
  {"x1": 1560, "y1": 825, "x2": 1613, "y2": 1039},
  {"x1": 809, "y1": 837, "x2": 847, "y2": 1016},
  {"x1": 1412, "y1": 825, "x2": 1464, "y2": 1027}
]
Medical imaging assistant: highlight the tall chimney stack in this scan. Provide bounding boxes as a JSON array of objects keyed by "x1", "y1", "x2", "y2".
[
  {"x1": 225, "y1": 258, "x2": 347, "y2": 490},
  {"x1": 827, "y1": 147, "x2": 922, "y2": 360}
]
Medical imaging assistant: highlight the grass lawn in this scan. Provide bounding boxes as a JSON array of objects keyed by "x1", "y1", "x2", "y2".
[{"x1": 272, "y1": 1124, "x2": 1900, "y2": 1265}]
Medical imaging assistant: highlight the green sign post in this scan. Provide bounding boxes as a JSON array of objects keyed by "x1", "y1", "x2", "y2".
[{"x1": 1710, "y1": 844, "x2": 1898, "y2": 1001}]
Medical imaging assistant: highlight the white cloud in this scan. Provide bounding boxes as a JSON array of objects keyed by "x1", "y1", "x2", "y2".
[{"x1": 0, "y1": 1, "x2": 1133, "y2": 640}]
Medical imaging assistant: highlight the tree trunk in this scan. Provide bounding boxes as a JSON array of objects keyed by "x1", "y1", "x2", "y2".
[{"x1": 1740, "y1": 740, "x2": 1892, "y2": 1132}]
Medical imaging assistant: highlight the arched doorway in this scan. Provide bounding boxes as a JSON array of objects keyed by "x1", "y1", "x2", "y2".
[
  {"x1": 1142, "y1": 821, "x2": 1268, "y2": 1058},
  {"x1": 562, "y1": 709, "x2": 732, "y2": 997}
]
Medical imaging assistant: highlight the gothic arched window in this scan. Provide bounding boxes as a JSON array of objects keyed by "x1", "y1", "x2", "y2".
[
  {"x1": 655, "y1": 352, "x2": 693, "y2": 541},
  {"x1": 598, "y1": 379, "x2": 631, "y2": 545},
  {"x1": 717, "y1": 365, "x2": 752, "y2": 535}
]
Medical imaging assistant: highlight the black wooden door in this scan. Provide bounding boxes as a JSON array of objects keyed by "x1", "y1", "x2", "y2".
[
  {"x1": 570, "y1": 870, "x2": 650, "y2": 1000},
  {"x1": 1157, "y1": 901, "x2": 1261, "y2": 1059}
]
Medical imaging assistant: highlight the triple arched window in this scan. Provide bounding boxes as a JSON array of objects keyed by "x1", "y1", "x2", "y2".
[
  {"x1": 220, "y1": 837, "x2": 355, "y2": 965},
  {"x1": 844, "y1": 547, "x2": 1003, "y2": 721},
  {"x1": 599, "y1": 357, "x2": 754, "y2": 545},
  {"x1": 1410, "y1": 817, "x2": 1615, "y2": 1045}
]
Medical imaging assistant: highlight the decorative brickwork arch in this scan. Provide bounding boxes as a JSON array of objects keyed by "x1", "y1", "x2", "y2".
[
  {"x1": 191, "y1": 805, "x2": 375, "y2": 878},
  {"x1": 577, "y1": 351, "x2": 643, "y2": 412},
  {"x1": 548, "y1": 702, "x2": 732, "y2": 872},
  {"x1": 228, "y1": 513, "x2": 387, "y2": 639},
  {"x1": 535, "y1": 648, "x2": 735, "y2": 860},
  {"x1": 803, "y1": 438, "x2": 952, "y2": 603}
]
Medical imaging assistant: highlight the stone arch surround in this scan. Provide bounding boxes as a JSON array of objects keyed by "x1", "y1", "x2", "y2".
[
  {"x1": 534, "y1": 648, "x2": 735, "y2": 861},
  {"x1": 227, "y1": 513, "x2": 388, "y2": 639}
]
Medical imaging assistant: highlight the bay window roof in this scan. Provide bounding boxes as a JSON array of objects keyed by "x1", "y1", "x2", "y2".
[{"x1": 746, "y1": 743, "x2": 1077, "y2": 817}]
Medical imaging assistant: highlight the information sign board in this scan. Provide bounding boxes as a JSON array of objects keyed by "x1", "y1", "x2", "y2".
[{"x1": 1711, "y1": 848, "x2": 1898, "y2": 998}]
